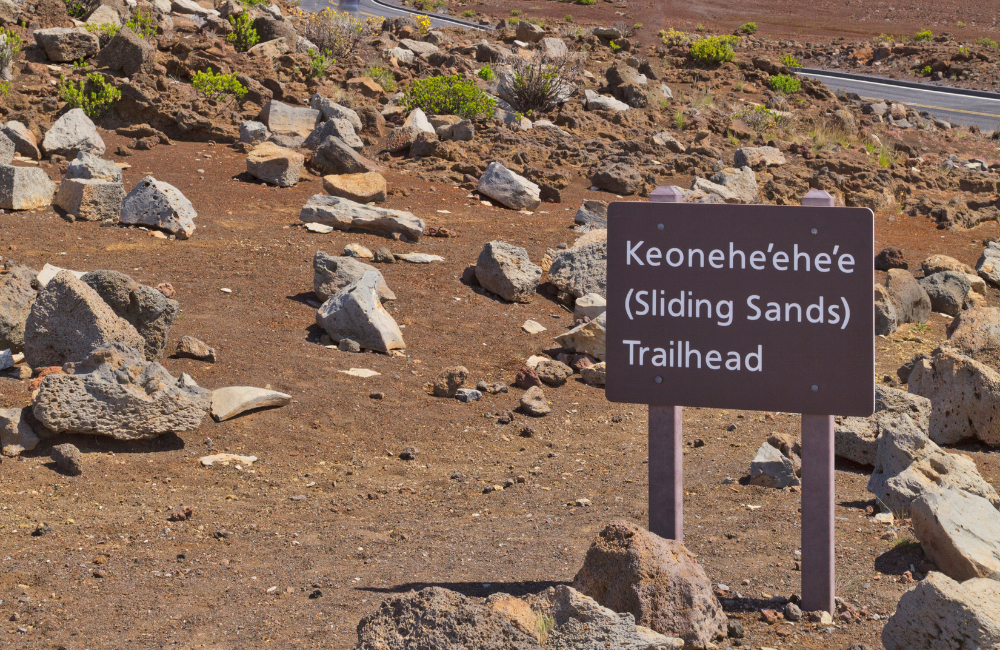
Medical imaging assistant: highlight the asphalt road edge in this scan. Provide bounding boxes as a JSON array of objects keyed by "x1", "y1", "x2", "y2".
[
  {"x1": 799, "y1": 67, "x2": 1000, "y2": 101},
  {"x1": 367, "y1": 0, "x2": 488, "y2": 30}
]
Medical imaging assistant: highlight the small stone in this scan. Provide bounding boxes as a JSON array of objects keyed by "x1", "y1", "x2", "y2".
[
  {"x1": 176, "y1": 336, "x2": 216, "y2": 362},
  {"x1": 455, "y1": 388, "x2": 482, "y2": 403},
  {"x1": 344, "y1": 243, "x2": 373, "y2": 259},
  {"x1": 210, "y1": 386, "x2": 292, "y2": 422},
  {"x1": 875, "y1": 246, "x2": 908, "y2": 271},
  {"x1": 784, "y1": 602, "x2": 802, "y2": 621},
  {"x1": 521, "y1": 320, "x2": 546, "y2": 334},
  {"x1": 432, "y1": 366, "x2": 468, "y2": 397},
  {"x1": 373, "y1": 247, "x2": 394, "y2": 263},
  {"x1": 520, "y1": 385, "x2": 550, "y2": 417},
  {"x1": 515, "y1": 365, "x2": 542, "y2": 389},
  {"x1": 338, "y1": 338, "x2": 362, "y2": 353},
  {"x1": 399, "y1": 446, "x2": 417, "y2": 460},
  {"x1": 51, "y1": 443, "x2": 82, "y2": 475}
]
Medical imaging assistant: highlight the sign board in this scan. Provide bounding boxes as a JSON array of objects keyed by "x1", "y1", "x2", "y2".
[{"x1": 605, "y1": 202, "x2": 875, "y2": 416}]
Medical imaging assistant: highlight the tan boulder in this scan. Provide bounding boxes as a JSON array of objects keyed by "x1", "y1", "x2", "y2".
[
  {"x1": 246, "y1": 142, "x2": 304, "y2": 187},
  {"x1": 322, "y1": 172, "x2": 386, "y2": 203}
]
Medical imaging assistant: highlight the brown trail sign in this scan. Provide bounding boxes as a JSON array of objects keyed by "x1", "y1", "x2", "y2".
[{"x1": 606, "y1": 187, "x2": 874, "y2": 613}]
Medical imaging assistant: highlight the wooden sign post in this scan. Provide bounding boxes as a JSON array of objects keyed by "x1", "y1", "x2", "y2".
[{"x1": 608, "y1": 188, "x2": 873, "y2": 614}]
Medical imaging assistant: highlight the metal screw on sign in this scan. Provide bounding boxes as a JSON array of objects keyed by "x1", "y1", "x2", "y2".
[
  {"x1": 647, "y1": 185, "x2": 684, "y2": 543},
  {"x1": 800, "y1": 189, "x2": 836, "y2": 615}
]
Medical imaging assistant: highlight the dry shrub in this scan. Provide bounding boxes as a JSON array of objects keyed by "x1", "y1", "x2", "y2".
[{"x1": 497, "y1": 52, "x2": 579, "y2": 115}]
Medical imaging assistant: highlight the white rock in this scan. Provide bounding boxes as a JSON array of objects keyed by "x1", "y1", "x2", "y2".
[
  {"x1": 210, "y1": 386, "x2": 292, "y2": 422},
  {"x1": 394, "y1": 253, "x2": 444, "y2": 263},
  {"x1": 41, "y1": 109, "x2": 105, "y2": 157},
  {"x1": 199, "y1": 453, "x2": 258, "y2": 467},
  {"x1": 398, "y1": 38, "x2": 438, "y2": 55},
  {"x1": 344, "y1": 243, "x2": 373, "y2": 259},
  {"x1": 387, "y1": 46, "x2": 413, "y2": 64},
  {"x1": 171, "y1": 0, "x2": 215, "y2": 15},
  {"x1": 316, "y1": 271, "x2": 405, "y2": 352},
  {"x1": 339, "y1": 368, "x2": 380, "y2": 377},
  {"x1": 525, "y1": 355, "x2": 548, "y2": 369},
  {"x1": 584, "y1": 89, "x2": 630, "y2": 112},
  {"x1": 691, "y1": 167, "x2": 759, "y2": 204},
  {"x1": 882, "y1": 572, "x2": 1000, "y2": 650},
  {"x1": 522, "y1": 320, "x2": 546, "y2": 334},
  {"x1": 120, "y1": 176, "x2": 198, "y2": 239},
  {"x1": 85, "y1": 5, "x2": 121, "y2": 26},
  {"x1": 309, "y1": 95, "x2": 363, "y2": 131},
  {"x1": 554, "y1": 312, "x2": 606, "y2": 360},
  {"x1": 575, "y1": 293, "x2": 607, "y2": 320},
  {"x1": 259, "y1": 100, "x2": 320, "y2": 138},
  {"x1": 0, "y1": 407, "x2": 38, "y2": 457},
  {"x1": 402, "y1": 108, "x2": 435, "y2": 134},
  {"x1": 0, "y1": 348, "x2": 10, "y2": 369},
  {"x1": 477, "y1": 161, "x2": 541, "y2": 211},
  {"x1": 912, "y1": 487, "x2": 1000, "y2": 581},
  {"x1": 36, "y1": 263, "x2": 85, "y2": 287},
  {"x1": 0, "y1": 165, "x2": 55, "y2": 210},
  {"x1": 305, "y1": 222, "x2": 334, "y2": 233},
  {"x1": 749, "y1": 441, "x2": 800, "y2": 488}
]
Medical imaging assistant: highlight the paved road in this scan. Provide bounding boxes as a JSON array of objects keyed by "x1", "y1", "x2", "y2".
[
  {"x1": 296, "y1": 0, "x2": 485, "y2": 30},
  {"x1": 800, "y1": 70, "x2": 1000, "y2": 131}
]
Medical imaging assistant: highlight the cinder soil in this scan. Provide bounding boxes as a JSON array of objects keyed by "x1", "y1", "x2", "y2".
[{"x1": 0, "y1": 129, "x2": 997, "y2": 649}]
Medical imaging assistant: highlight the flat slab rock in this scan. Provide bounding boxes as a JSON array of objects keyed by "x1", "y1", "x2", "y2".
[
  {"x1": 199, "y1": 453, "x2": 258, "y2": 467},
  {"x1": 300, "y1": 194, "x2": 424, "y2": 241},
  {"x1": 211, "y1": 386, "x2": 291, "y2": 422}
]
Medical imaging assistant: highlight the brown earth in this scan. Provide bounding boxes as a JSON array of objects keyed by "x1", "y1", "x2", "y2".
[
  {"x1": 459, "y1": 0, "x2": 1000, "y2": 41},
  {"x1": 0, "y1": 127, "x2": 996, "y2": 648}
]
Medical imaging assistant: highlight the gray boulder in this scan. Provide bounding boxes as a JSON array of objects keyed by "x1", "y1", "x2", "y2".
[
  {"x1": 302, "y1": 118, "x2": 363, "y2": 151},
  {"x1": 313, "y1": 251, "x2": 394, "y2": 302},
  {"x1": 55, "y1": 179, "x2": 124, "y2": 221},
  {"x1": 575, "y1": 200, "x2": 608, "y2": 228},
  {"x1": 885, "y1": 268, "x2": 931, "y2": 324},
  {"x1": 882, "y1": 572, "x2": 1000, "y2": 650},
  {"x1": 300, "y1": 194, "x2": 424, "y2": 240},
  {"x1": 749, "y1": 441, "x2": 800, "y2": 488},
  {"x1": 23, "y1": 271, "x2": 145, "y2": 367},
  {"x1": 259, "y1": 100, "x2": 320, "y2": 138},
  {"x1": 33, "y1": 27, "x2": 99, "y2": 62},
  {"x1": 95, "y1": 26, "x2": 155, "y2": 76},
  {"x1": 0, "y1": 407, "x2": 38, "y2": 457},
  {"x1": 515, "y1": 20, "x2": 545, "y2": 43},
  {"x1": 549, "y1": 236, "x2": 607, "y2": 298},
  {"x1": 651, "y1": 132, "x2": 686, "y2": 153},
  {"x1": 66, "y1": 151, "x2": 123, "y2": 183},
  {"x1": 835, "y1": 386, "x2": 932, "y2": 466},
  {"x1": 919, "y1": 270, "x2": 973, "y2": 316},
  {"x1": 41, "y1": 109, "x2": 105, "y2": 157},
  {"x1": 0, "y1": 265, "x2": 36, "y2": 353},
  {"x1": 32, "y1": 343, "x2": 211, "y2": 440},
  {"x1": 312, "y1": 136, "x2": 381, "y2": 175},
  {"x1": 591, "y1": 163, "x2": 643, "y2": 195},
  {"x1": 80, "y1": 270, "x2": 178, "y2": 360},
  {"x1": 3, "y1": 121, "x2": 40, "y2": 159},
  {"x1": 584, "y1": 89, "x2": 630, "y2": 112},
  {"x1": 246, "y1": 142, "x2": 304, "y2": 187},
  {"x1": 477, "y1": 162, "x2": 541, "y2": 211},
  {"x1": 912, "y1": 488, "x2": 1000, "y2": 582},
  {"x1": 475, "y1": 241, "x2": 542, "y2": 303},
  {"x1": 120, "y1": 176, "x2": 197, "y2": 238},
  {"x1": 0, "y1": 165, "x2": 56, "y2": 210},
  {"x1": 909, "y1": 350, "x2": 1000, "y2": 445},
  {"x1": 309, "y1": 95, "x2": 362, "y2": 131},
  {"x1": 239, "y1": 120, "x2": 269, "y2": 145},
  {"x1": 734, "y1": 146, "x2": 785, "y2": 169},
  {"x1": 315, "y1": 271, "x2": 405, "y2": 352},
  {"x1": 691, "y1": 167, "x2": 758, "y2": 204},
  {"x1": 0, "y1": 131, "x2": 13, "y2": 165},
  {"x1": 977, "y1": 241, "x2": 1000, "y2": 288},
  {"x1": 356, "y1": 586, "x2": 542, "y2": 650},
  {"x1": 866, "y1": 414, "x2": 1000, "y2": 514},
  {"x1": 874, "y1": 284, "x2": 898, "y2": 335},
  {"x1": 943, "y1": 307, "x2": 1000, "y2": 371}
]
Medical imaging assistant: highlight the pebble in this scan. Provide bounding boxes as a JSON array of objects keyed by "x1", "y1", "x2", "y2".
[
  {"x1": 305, "y1": 223, "x2": 334, "y2": 234},
  {"x1": 521, "y1": 320, "x2": 546, "y2": 334},
  {"x1": 399, "y1": 446, "x2": 418, "y2": 461},
  {"x1": 345, "y1": 243, "x2": 373, "y2": 259},
  {"x1": 340, "y1": 368, "x2": 380, "y2": 377},
  {"x1": 455, "y1": 388, "x2": 482, "y2": 402},
  {"x1": 338, "y1": 339, "x2": 362, "y2": 353},
  {"x1": 220, "y1": 287, "x2": 232, "y2": 293}
]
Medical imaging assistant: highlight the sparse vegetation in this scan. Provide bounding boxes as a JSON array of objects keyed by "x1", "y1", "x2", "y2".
[
  {"x1": 307, "y1": 48, "x2": 335, "y2": 79},
  {"x1": 576, "y1": 0, "x2": 595, "y2": 5},
  {"x1": 295, "y1": 8, "x2": 381, "y2": 57},
  {"x1": 191, "y1": 70, "x2": 248, "y2": 102},
  {"x1": 733, "y1": 73, "x2": 745, "y2": 92},
  {"x1": 779, "y1": 53, "x2": 802, "y2": 68},
  {"x1": 674, "y1": 110, "x2": 686, "y2": 129},
  {"x1": 920, "y1": 65, "x2": 932, "y2": 76},
  {"x1": 477, "y1": 64, "x2": 495, "y2": 81},
  {"x1": 58, "y1": 73, "x2": 122, "y2": 117},
  {"x1": 461, "y1": 9, "x2": 473, "y2": 17},
  {"x1": 768, "y1": 73, "x2": 801, "y2": 94},
  {"x1": 689, "y1": 35, "x2": 738, "y2": 65},
  {"x1": 739, "y1": 22, "x2": 757, "y2": 34},
  {"x1": 659, "y1": 27, "x2": 692, "y2": 46},
  {"x1": 565, "y1": 14, "x2": 572, "y2": 22},
  {"x1": 913, "y1": 29, "x2": 933, "y2": 42},
  {"x1": 733, "y1": 105, "x2": 791, "y2": 133},
  {"x1": 402, "y1": 74, "x2": 496, "y2": 119},
  {"x1": 85, "y1": 23, "x2": 121, "y2": 47},
  {"x1": 364, "y1": 64, "x2": 397, "y2": 93},
  {"x1": 63, "y1": 0, "x2": 87, "y2": 19},
  {"x1": 126, "y1": 11, "x2": 159, "y2": 40},
  {"x1": 498, "y1": 52, "x2": 578, "y2": 115},
  {"x1": 227, "y1": 10, "x2": 259, "y2": 52},
  {"x1": 977, "y1": 37, "x2": 999, "y2": 48},
  {"x1": 874, "y1": 33, "x2": 895, "y2": 43},
  {"x1": 0, "y1": 27, "x2": 23, "y2": 81}
]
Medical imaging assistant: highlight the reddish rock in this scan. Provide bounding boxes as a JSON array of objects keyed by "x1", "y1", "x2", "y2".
[
  {"x1": 347, "y1": 77, "x2": 384, "y2": 98},
  {"x1": 573, "y1": 520, "x2": 727, "y2": 645},
  {"x1": 514, "y1": 366, "x2": 542, "y2": 389}
]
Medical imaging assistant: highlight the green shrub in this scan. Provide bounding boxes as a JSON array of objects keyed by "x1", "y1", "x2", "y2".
[
  {"x1": 576, "y1": 0, "x2": 595, "y2": 5},
  {"x1": 976, "y1": 37, "x2": 998, "y2": 48},
  {"x1": 126, "y1": 11, "x2": 158, "y2": 40},
  {"x1": 63, "y1": 0, "x2": 87, "y2": 18},
  {"x1": 768, "y1": 73, "x2": 801, "y2": 94},
  {"x1": 462, "y1": 9, "x2": 473, "y2": 17},
  {"x1": 634, "y1": 22, "x2": 643, "y2": 29},
  {"x1": 510, "y1": 9, "x2": 520, "y2": 16},
  {"x1": 739, "y1": 21, "x2": 757, "y2": 34},
  {"x1": 732, "y1": 105, "x2": 790, "y2": 132},
  {"x1": 695, "y1": 24, "x2": 706, "y2": 31},
  {"x1": 191, "y1": 69, "x2": 247, "y2": 101},
  {"x1": 402, "y1": 74, "x2": 496, "y2": 119},
  {"x1": 227, "y1": 11, "x2": 259, "y2": 52},
  {"x1": 609, "y1": 39, "x2": 620, "y2": 52},
  {"x1": 564, "y1": 14, "x2": 572, "y2": 21},
  {"x1": 365, "y1": 64, "x2": 397, "y2": 93},
  {"x1": 689, "y1": 35, "x2": 738, "y2": 64},
  {"x1": 0, "y1": 27, "x2": 23, "y2": 78},
  {"x1": 920, "y1": 65, "x2": 932, "y2": 75},
  {"x1": 58, "y1": 73, "x2": 121, "y2": 117},
  {"x1": 85, "y1": 23, "x2": 120, "y2": 46},
  {"x1": 307, "y1": 48, "x2": 335, "y2": 79},
  {"x1": 477, "y1": 64, "x2": 495, "y2": 81},
  {"x1": 498, "y1": 52, "x2": 578, "y2": 114},
  {"x1": 913, "y1": 29, "x2": 932, "y2": 42},
  {"x1": 778, "y1": 53, "x2": 802, "y2": 68}
]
